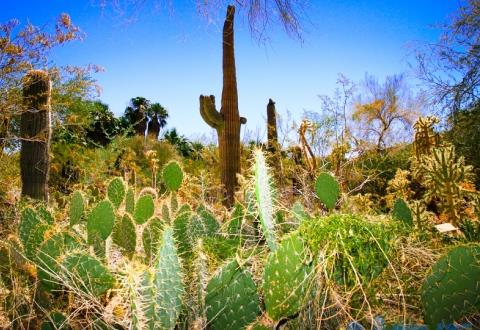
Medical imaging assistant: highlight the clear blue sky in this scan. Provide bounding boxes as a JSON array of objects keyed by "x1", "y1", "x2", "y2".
[{"x1": 1, "y1": 1, "x2": 461, "y2": 139}]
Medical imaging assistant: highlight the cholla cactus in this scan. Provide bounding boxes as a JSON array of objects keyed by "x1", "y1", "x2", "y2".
[
  {"x1": 413, "y1": 116, "x2": 441, "y2": 159},
  {"x1": 422, "y1": 146, "x2": 473, "y2": 224}
]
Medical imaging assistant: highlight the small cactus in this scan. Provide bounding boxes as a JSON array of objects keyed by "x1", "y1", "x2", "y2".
[
  {"x1": 134, "y1": 194, "x2": 155, "y2": 224},
  {"x1": 206, "y1": 259, "x2": 260, "y2": 329},
  {"x1": 154, "y1": 227, "x2": 184, "y2": 329},
  {"x1": 37, "y1": 233, "x2": 65, "y2": 291},
  {"x1": 421, "y1": 244, "x2": 480, "y2": 328},
  {"x1": 189, "y1": 206, "x2": 220, "y2": 243},
  {"x1": 315, "y1": 172, "x2": 340, "y2": 210},
  {"x1": 69, "y1": 191, "x2": 84, "y2": 226},
  {"x1": 87, "y1": 200, "x2": 115, "y2": 242},
  {"x1": 263, "y1": 233, "x2": 312, "y2": 321},
  {"x1": 162, "y1": 161, "x2": 184, "y2": 192},
  {"x1": 107, "y1": 177, "x2": 126, "y2": 209},
  {"x1": 392, "y1": 198, "x2": 413, "y2": 226},
  {"x1": 112, "y1": 214, "x2": 136, "y2": 255},
  {"x1": 173, "y1": 207, "x2": 192, "y2": 256},
  {"x1": 61, "y1": 253, "x2": 115, "y2": 297}
]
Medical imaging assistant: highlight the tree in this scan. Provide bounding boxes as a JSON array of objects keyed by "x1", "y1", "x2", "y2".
[
  {"x1": 122, "y1": 96, "x2": 150, "y2": 135},
  {"x1": 415, "y1": 0, "x2": 480, "y2": 114},
  {"x1": 0, "y1": 14, "x2": 98, "y2": 153},
  {"x1": 147, "y1": 102, "x2": 168, "y2": 138},
  {"x1": 352, "y1": 74, "x2": 420, "y2": 151},
  {"x1": 99, "y1": 0, "x2": 305, "y2": 41}
]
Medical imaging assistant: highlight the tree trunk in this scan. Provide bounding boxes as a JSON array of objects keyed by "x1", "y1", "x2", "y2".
[
  {"x1": 20, "y1": 70, "x2": 51, "y2": 201},
  {"x1": 199, "y1": 5, "x2": 246, "y2": 208}
]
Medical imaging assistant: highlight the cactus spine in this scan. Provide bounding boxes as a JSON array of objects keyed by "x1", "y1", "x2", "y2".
[
  {"x1": 199, "y1": 5, "x2": 246, "y2": 208},
  {"x1": 21, "y1": 70, "x2": 51, "y2": 200}
]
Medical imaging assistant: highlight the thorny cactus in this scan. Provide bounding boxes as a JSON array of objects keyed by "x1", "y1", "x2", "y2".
[
  {"x1": 413, "y1": 116, "x2": 440, "y2": 159},
  {"x1": 69, "y1": 191, "x2": 84, "y2": 226},
  {"x1": 263, "y1": 233, "x2": 312, "y2": 321},
  {"x1": 315, "y1": 172, "x2": 340, "y2": 210},
  {"x1": 162, "y1": 161, "x2": 183, "y2": 192},
  {"x1": 421, "y1": 244, "x2": 480, "y2": 329},
  {"x1": 392, "y1": 198, "x2": 413, "y2": 226},
  {"x1": 206, "y1": 259, "x2": 260, "y2": 329},
  {"x1": 21, "y1": 70, "x2": 52, "y2": 201},
  {"x1": 199, "y1": 5, "x2": 247, "y2": 208},
  {"x1": 253, "y1": 149, "x2": 277, "y2": 251}
]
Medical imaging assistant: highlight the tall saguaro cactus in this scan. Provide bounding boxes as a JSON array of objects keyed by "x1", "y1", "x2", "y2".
[
  {"x1": 21, "y1": 70, "x2": 51, "y2": 201},
  {"x1": 200, "y1": 5, "x2": 246, "y2": 208},
  {"x1": 266, "y1": 98, "x2": 281, "y2": 175}
]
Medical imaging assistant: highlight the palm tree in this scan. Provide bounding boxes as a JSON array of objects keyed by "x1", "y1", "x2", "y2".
[
  {"x1": 123, "y1": 97, "x2": 150, "y2": 136},
  {"x1": 147, "y1": 103, "x2": 169, "y2": 139}
]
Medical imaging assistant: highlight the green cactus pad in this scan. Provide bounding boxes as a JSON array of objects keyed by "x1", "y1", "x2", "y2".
[
  {"x1": 37, "y1": 233, "x2": 65, "y2": 291},
  {"x1": 25, "y1": 223, "x2": 50, "y2": 262},
  {"x1": 392, "y1": 198, "x2": 413, "y2": 226},
  {"x1": 19, "y1": 208, "x2": 42, "y2": 247},
  {"x1": 421, "y1": 244, "x2": 480, "y2": 328},
  {"x1": 69, "y1": 191, "x2": 84, "y2": 226},
  {"x1": 154, "y1": 227, "x2": 184, "y2": 329},
  {"x1": 206, "y1": 259, "x2": 260, "y2": 330},
  {"x1": 162, "y1": 161, "x2": 183, "y2": 191},
  {"x1": 37, "y1": 206, "x2": 54, "y2": 225},
  {"x1": 227, "y1": 203, "x2": 244, "y2": 236},
  {"x1": 263, "y1": 233, "x2": 312, "y2": 321},
  {"x1": 134, "y1": 194, "x2": 155, "y2": 224},
  {"x1": 142, "y1": 217, "x2": 164, "y2": 262},
  {"x1": 315, "y1": 172, "x2": 340, "y2": 210},
  {"x1": 61, "y1": 253, "x2": 115, "y2": 297},
  {"x1": 189, "y1": 206, "x2": 220, "y2": 242},
  {"x1": 125, "y1": 188, "x2": 135, "y2": 215},
  {"x1": 107, "y1": 177, "x2": 126, "y2": 209},
  {"x1": 112, "y1": 214, "x2": 136, "y2": 255},
  {"x1": 173, "y1": 209, "x2": 192, "y2": 256},
  {"x1": 162, "y1": 203, "x2": 170, "y2": 223},
  {"x1": 87, "y1": 200, "x2": 115, "y2": 242}
]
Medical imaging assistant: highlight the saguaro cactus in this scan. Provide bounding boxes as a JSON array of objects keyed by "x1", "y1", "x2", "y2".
[
  {"x1": 266, "y1": 98, "x2": 281, "y2": 175},
  {"x1": 21, "y1": 70, "x2": 51, "y2": 201},
  {"x1": 200, "y1": 5, "x2": 246, "y2": 208}
]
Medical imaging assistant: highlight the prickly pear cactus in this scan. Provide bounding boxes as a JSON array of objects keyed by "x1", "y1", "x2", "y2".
[
  {"x1": 107, "y1": 177, "x2": 126, "y2": 209},
  {"x1": 189, "y1": 206, "x2": 220, "y2": 242},
  {"x1": 25, "y1": 223, "x2": 50, "y2": 262},
  {"x1": 162, "y1": 161, "x2": 183, "y2": 192},
  {"x1": 253, "y1": 149, "x2": 277, "y2": 251},
  {"x1": 154, "y1": 227, "x2": 184, "y2": 329},
  {"x1": 315, "y1": 172, "x2": 340, "y2": 210},
  {"x1": 19, "y1": 208, "x2": 42, "y2": 247},
  {"x1": 206, "y1": 259, "x2": 260, "y2": 330},
  {"x1": 61, "y1": 253, "x2": 115, "y2": 297},
  {"x1": 125, "y1": 188, "x2": 135, "y2": 215},
  {"x1": 173, "y1": 208, "x2": 192, "y2": 256},
  {"x1": 142, "y1": 217, "x2": 163, "y2": 262},
  {"x1": 87, "y1": 200, "x2": 115, "y2": 243},
  {"x1": 421, "y1": 244, "x2": 480, "y2": 328},
  {"x1": 112, "y1": 214, "x2": 136, "y2": 255},
  {"x1": 69, "y1": 191, "x2": 84, "y2": 226},
  {"x1": 162, "y1": 203, "x2": 170, "y2": 223},
  {"x1": 263, "y1": 233, "x2": 312, "y2": 321},
  {"x1": 37, "y1": 233, "x2": 65, "y2": 291},
  {"x1": 392, "y1": 198, "x2": 413, "y2": 226},
  {"x1": 134, "y1": 194, "x2": 154, "y2": 224}
]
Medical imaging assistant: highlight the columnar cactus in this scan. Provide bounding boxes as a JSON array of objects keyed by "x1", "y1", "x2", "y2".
[
  {"x1": 21, "y1": 70, "x2": 51, "y2": 200},
  {"x1": 199, "y1": 5, "x2": 247, "y2": 208},
  {"x1": 266, "y1": 98, "x2": 281, "y2": 173}
]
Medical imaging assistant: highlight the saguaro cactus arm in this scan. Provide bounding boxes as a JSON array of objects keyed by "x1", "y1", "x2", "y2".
[{"x1": 199, "y1": 95, "x2": 224, "y2": 130}]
